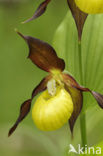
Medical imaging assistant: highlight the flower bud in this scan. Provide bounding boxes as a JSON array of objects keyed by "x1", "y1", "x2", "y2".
[
  {"x1": 32, "y1": 87, "x2": 73, "y2": 131},
  {"x1": 75, "y1": 0, "x2": 103, "y2": 14}
]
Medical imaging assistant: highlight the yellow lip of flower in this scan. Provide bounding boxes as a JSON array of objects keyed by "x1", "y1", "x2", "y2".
[
  {"x1": 75, "y1": 0, "x2": 103, "y2": 14},
  {"x1": 32, "y1": 87, "x2": 73, "y2": 131}
]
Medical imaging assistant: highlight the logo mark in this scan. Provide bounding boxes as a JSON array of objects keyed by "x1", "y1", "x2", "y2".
[
  {"x1": 68, "y1": 144, "x2": 101, "y2": 155},
  {"x1": 69, "y1": 144, "x2": 78, "y2": 154}
]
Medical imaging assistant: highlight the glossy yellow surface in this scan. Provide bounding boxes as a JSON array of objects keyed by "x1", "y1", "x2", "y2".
[
  {"x1": 75, "y1": 0, "x2": 103, "y2": 14},
  {"x1": 32, "y1": 88, "x2": 73, "y2": 131}
]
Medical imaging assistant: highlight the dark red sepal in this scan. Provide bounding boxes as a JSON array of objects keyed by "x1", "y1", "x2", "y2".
[
  {"x1": 8, "y1": 99, "x2": 31, "y2": 137},
  {"x1": 62, "y1": 73, "x2": 82, "y2": 88},
  {"x1": 22, "y1": 0, "x2": 51, "y2": 23},
  {"x1": 63, "y1": 73, "x2": 103, "y2": 108},
  {"x1": 70, "y1": 82, "x2": 103, "y2": 109},
  {"x1": 63, "y1": 73, "x2": 103, "y2": 133},
  {"x1": 69, "y1": 87, "x2": 83, "y2": 134},
  {"x1": 64, "y1": 83, "x2": 83, "y2": 134},
  {"x1": 67, "y1": 0, "x2": 87, "y2": 40},
  {"x1": 8, "y1": 76, "x2": 50, "y2": 136},
  {"x1": 17, "y1": 31, "x2": 65, "y2": 72},
  {"x1": 91, "y1": 91, "x2": 103, "y2": 108}
]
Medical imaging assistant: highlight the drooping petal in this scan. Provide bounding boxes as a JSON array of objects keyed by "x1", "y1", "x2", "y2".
[
  {"x1": 8, "y1": 99, "x2": 31, "y2": 137},
  {"x1": 70, "y1": 85, "x2": 103, "y2": 109},
  {"x1": 8, "y1": 76, "x2": 50, "y2": 136},
  {"x1": 69, "y1": 87, "x2": 83, "y2": 134},
  {"x1": 67, "y1": 0, "x2": 88, "y2": 40},
  {"x1": 62, "y1": 73, "x2": 103, "y2": 132},
  {"x1": 62, "y1": 73, "x2": 103, "y2": 109},
  {"x1": 17, "y1": 31, "x2": 65, "y2": 72},
  {"x1": 78, "y1": 88, "x2": 103, "y2": 109},
  {"x1": 75, "y1": 0, "x2": 103, "y2": 14},
  {"x1": 22, "y1": 0, "x2": 51, "y2": 23},
  {"x1": 91, "y1": 91, "x2": 103, "y2": 109},
  {"x1": 64, "y1": 82, "x2": 83, "y2": 134}
]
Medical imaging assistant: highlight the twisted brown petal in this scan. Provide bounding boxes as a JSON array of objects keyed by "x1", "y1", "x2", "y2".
[
  {"x1": 78, "y1": 88, "x2": 103, "y2": 109},
  {"x1": 69, "y1": 84, "x2": 103, "y2": 109},
  {"x1": 8, "y1": 99, "x2": 31, "y2": 137},
  {"x1": 8, "y1": 76, "x2": 50, "y2": 137},
  {"x1": 65, "y1": 84, "x2": 83, "y2": 134},
  {"x1": 63, "y1": 73, "x2": 103, "y2": 133},
  {"x1": 17, "y1": 31, "x2": 65, "y2": 72},
  {"x1": 69, "y1": 88, "x2": 83, "y2": 134},
  {"x1": 67, "y1": 0, "x2": 88, "y2": 40},
  {"x1": 91, "y1": 91, "x2": 103, "y2": 109},
  {"x1": 22, "y1": 0, "x2": 51, "y2": 23},
  {"x1": 63, "y1": 73, "x2": 103, "y2": 109}
]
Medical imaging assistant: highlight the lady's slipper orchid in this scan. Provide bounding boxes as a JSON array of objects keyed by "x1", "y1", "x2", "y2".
[
  {"x1": 75, "y1": 0, "x2": 103, "y2": 14},
  {"x1": 8, "y1": 31, "x2": 103, "y2": 136},
  {"x1": 23, "y1": 0, "x2": 87, "y2": 40}
]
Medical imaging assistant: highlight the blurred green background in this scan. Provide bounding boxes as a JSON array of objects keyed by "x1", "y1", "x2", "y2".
[{"x1": 1, "y1": 0, "x2": 103, "y2": 156}]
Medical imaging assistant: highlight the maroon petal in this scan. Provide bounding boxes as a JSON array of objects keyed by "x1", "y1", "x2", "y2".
[
  {"x1": 80, "y1": 89, "x2": 103, "y2": 109},
  {"x1": 22, "y1": 0, "x2": 51, "y2": 23},
  {"x1": 67, "y1": 0, "x2": 88, "y2": 40},
  {"x1": 8, "y1": 76, "x2": 50, "y2": 137},
  {"x1": 69, "y1": 88, "x2": 83, "y2": 134},
  {"x1": 70, "y1": 84, "x2": 103, "y2": 109},
  {"x1": 91, "y1": 91, "x2": 103, "y2": 109},
  {"x1": 63, "y1": 73, "x2": 103, "y2": 133},
  {"x1": 62, "y1": 73, "x2": 82, "y2": 88},
  {"x1": 62, "y1": 73, "x2": 103, "y2": 109},
  {"x1": 17, "y1": 31, "x2": 65, "y2": 72},
  {"x1": 8, "y1": 99, "x2": 31, "y2": 137},
  {"x1": 64, "y1": 84, "x2": 83, "y2": 134}
]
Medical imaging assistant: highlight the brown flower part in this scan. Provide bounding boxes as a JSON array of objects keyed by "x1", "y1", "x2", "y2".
[
  {"x1": 69, "y1": 87, "x2": 83, "y2": 133},
  {"x1": 22, "y1": 0, "x2": 51, "y2": 24},
  {"x1": 8, "y1": 99, "x2": 31, "y2": 137},
  {"x1": 64, "y1": 83, "x2": 83, "y2": 133},
  {"x1": 17, "y1": 31, "x2": 65, "y2": 72},
  {"x1": 62, "y1": 73, "x2": 103, "y2": 133},
  {"x1": 8, "y1": 76, "x2": 51, "y2": 136},
  {"x1": 22, "y1": 0, "x2": 87, "y2": 40},
  {"x1": 8, "y1": 32, "x2": 103, "y2": 136},
  {"x1": 67, "y1": 0, "x2": 88, "y2": 40}
]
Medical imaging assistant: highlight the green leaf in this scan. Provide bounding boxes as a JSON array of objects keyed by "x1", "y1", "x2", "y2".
[{"x1": 53, "y1": 12, "x2": 103, "y2": 111}]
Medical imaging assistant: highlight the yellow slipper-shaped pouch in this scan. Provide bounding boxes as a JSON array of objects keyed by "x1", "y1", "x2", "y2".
[
  {"x1": 75, "y1": 0, "x2": 103, "y2": 14},
  {"x1": 32, "y1": 87, "x2": 73, "y2": 131}
]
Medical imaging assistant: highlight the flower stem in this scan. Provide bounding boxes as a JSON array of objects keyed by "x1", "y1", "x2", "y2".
[
  {"x1": 80, "y1": 111, "x2": 87, "y2": 147},
  {"x1": 78, "y1": 41, "x2": 87, "y2": 147}
]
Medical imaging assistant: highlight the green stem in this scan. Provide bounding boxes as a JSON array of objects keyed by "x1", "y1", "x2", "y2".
[
  {"x1": 80, "y1": 112, "x2": 87, "y2": 147},
  {"x1": 78, "y1": 42, "x2": 87, "y2": 147}
]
